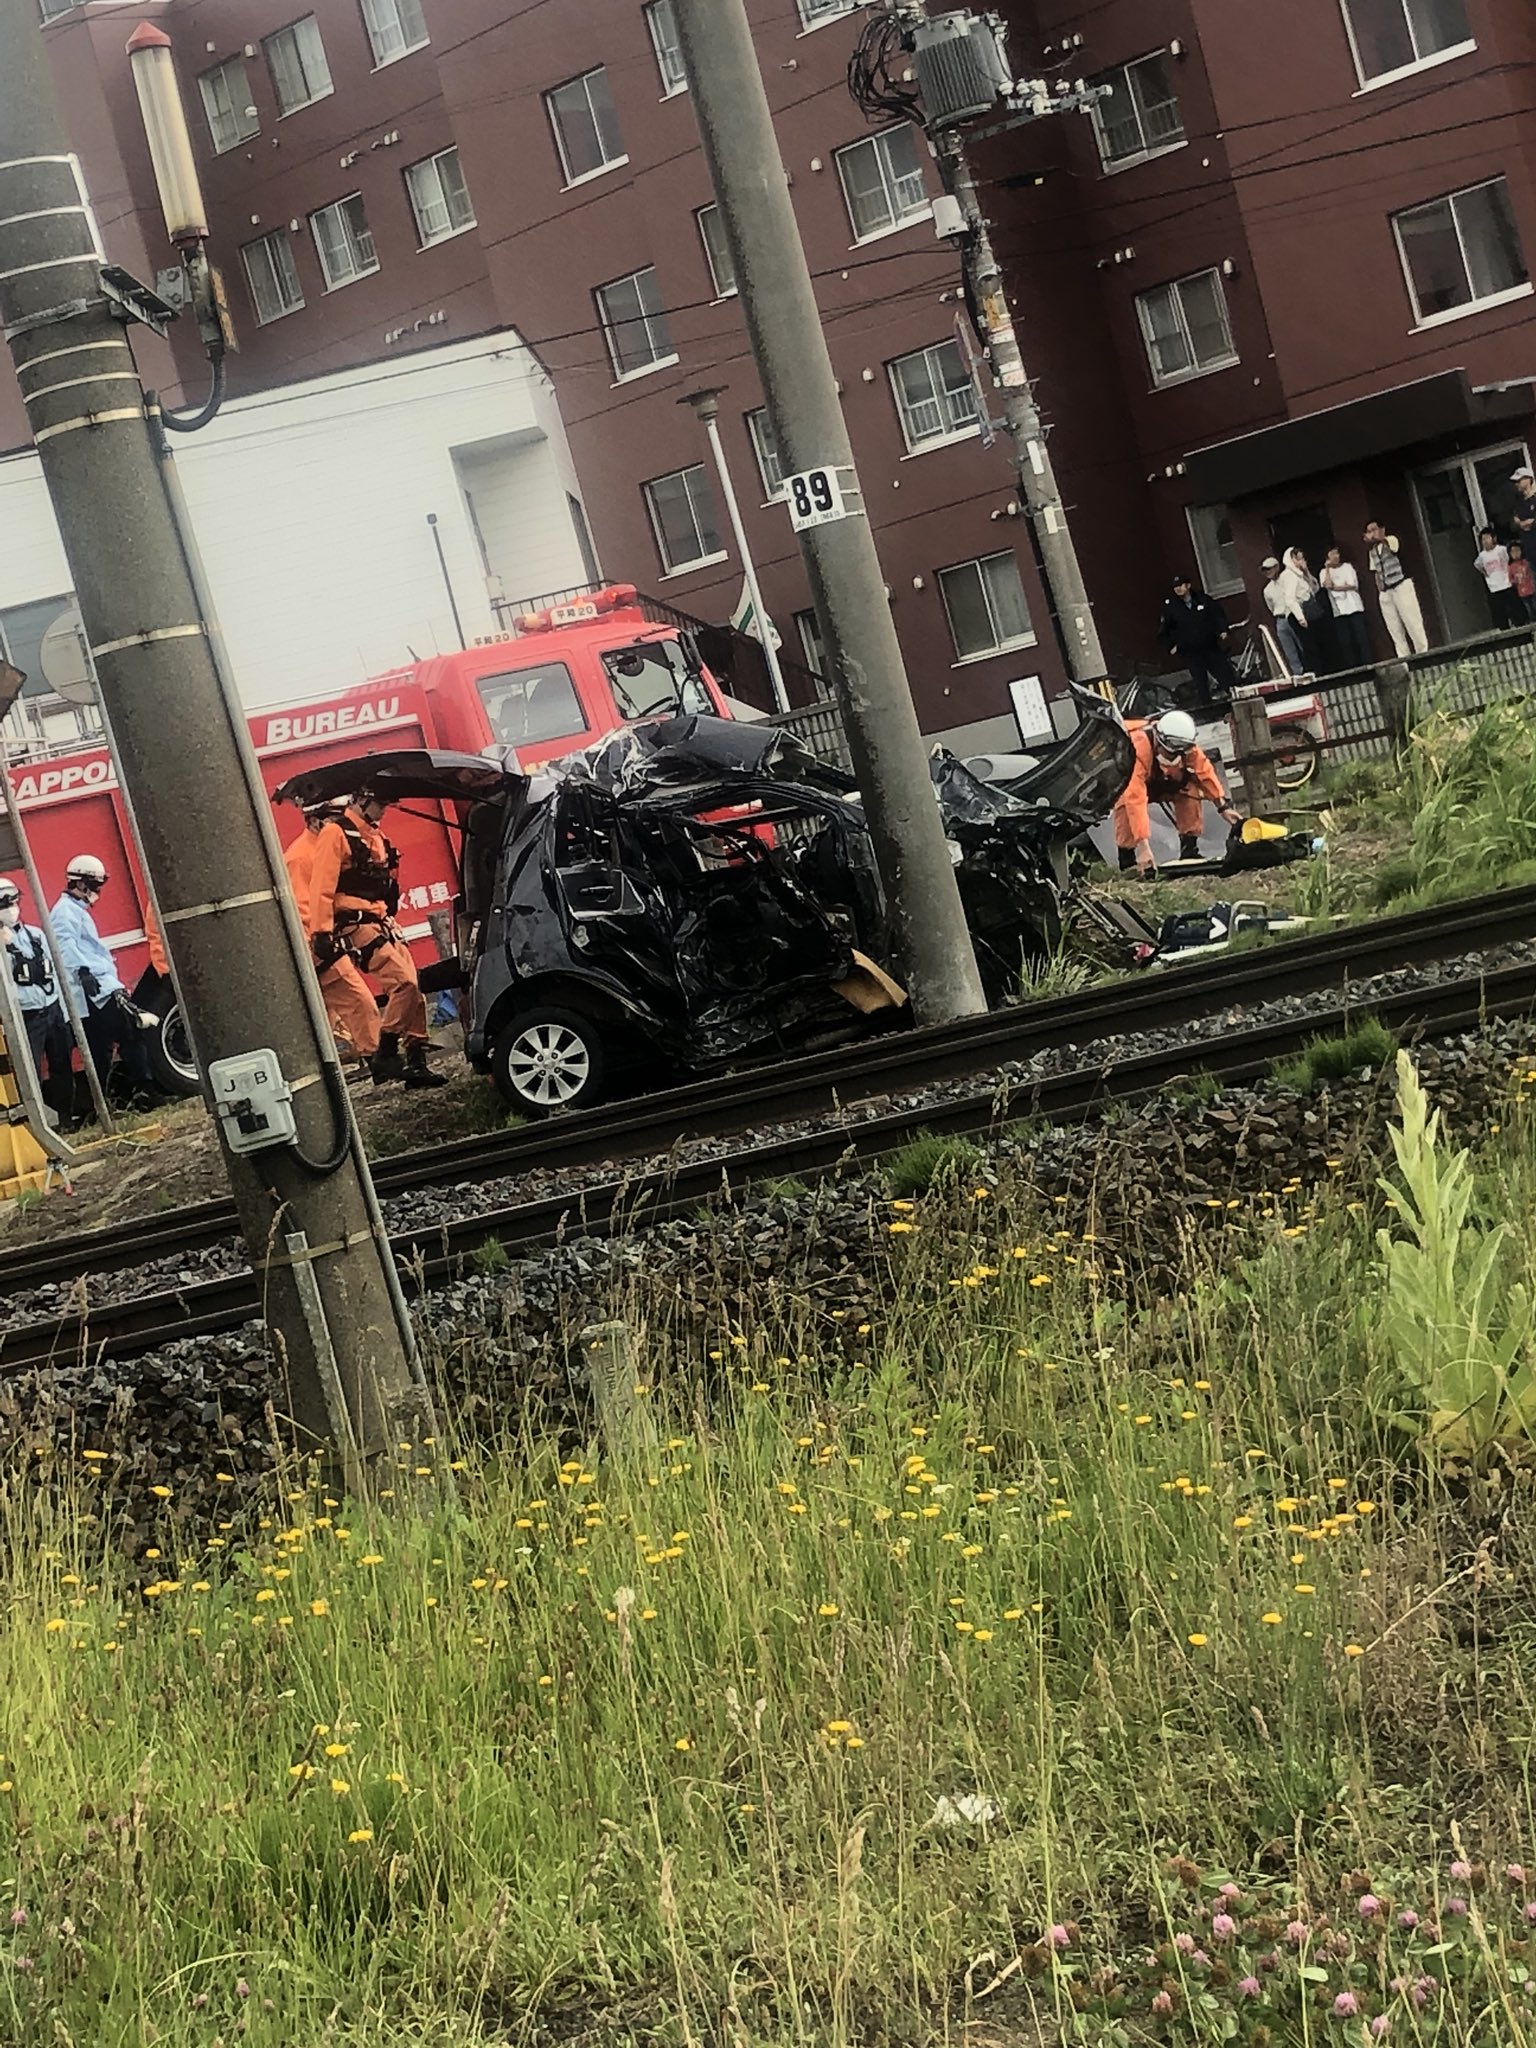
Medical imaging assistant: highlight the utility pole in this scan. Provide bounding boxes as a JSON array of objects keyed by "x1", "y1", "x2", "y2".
[
  {"x1": 886, "y1": 2, "x2": 1108, "y2": 687},
  {"x1": 671, "y1": 0, "x2": 987, "y2": 1026},
  {"x1": 0, "y1": 0, "x2": 424, "y2": 1477}
]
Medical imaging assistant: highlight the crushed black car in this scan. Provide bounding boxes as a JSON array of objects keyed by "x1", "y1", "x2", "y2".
[{"x1": 279, "y1": 711, "x2": 1118, "y2": 1113}]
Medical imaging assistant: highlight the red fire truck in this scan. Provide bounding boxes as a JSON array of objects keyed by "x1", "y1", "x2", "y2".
[{"x1": 1, "y1": 583, "x2": 735, "y2": 1001}]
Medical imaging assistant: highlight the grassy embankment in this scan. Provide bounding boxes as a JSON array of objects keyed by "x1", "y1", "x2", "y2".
[{"x1": 3, "y1": 1051, "x2": 1536, "y2": 2044}]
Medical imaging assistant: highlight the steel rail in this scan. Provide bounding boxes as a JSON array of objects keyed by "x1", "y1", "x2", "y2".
[
  {"x1": 2, "y1": 881, "x2": 1533, "y2": 1302},
  {"x1": 3, "y1": 956, "x2": 1532, "y2": 1377}
]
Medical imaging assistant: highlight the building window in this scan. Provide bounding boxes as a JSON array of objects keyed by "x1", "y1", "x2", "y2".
[
  {"x1": 546, "y1": 68, "x2": 627, "y2": 185},
  {"x1": 309, "y1": 194, "x2": 379, "y2": 289},
  {"x1": 644, "y1": 465, "x2": 725, "y2": 574},
  {"x1": 1341, "y1": 0, "x2": 1473, "y2": 85},
  {"x1": 264, "y1": 16, "x2": 332, "y2": 116},
  {"x1": 1185, "y1": 503, "x2": 1244, "y2": 597},
  {"x1": 888, "y1": 340, "x2": 979, "y2": 451},
  {"x1": 697, "y1": 205, "x2": 737, "y2": 297},
  {"x1": 1090, "y1": 51, "x2": 1184, "y2": 167},
  {"x1": 795, "y1": 608, "x2": 827, "y2": 678},
  {"x1": 747, "y1": 409, "x2": 787, "y2": 498},
  {"x1": 835, "y1": 125, "x2": 928, "y2": 242},
  {"x1": 360, "y1": 0, "x2": 428, "y2": 66},
  {"x1": 595, "y1": 267, "x2": 677, "y2": 379},
  {"x1": 405, "y1": 148, "x2": 476, "y2": 246},
  {"x1": 198, "y1": 55, "x2": 257, "y2": 154},
  {"x1": 241, "y1": 229, "x2": 305, "y2": 324},
  {"x1": 645, "y1": 0, "x2": 688, "y2": 95},
  {"x1": 1393, "y1": 176, "x2": 1530, "y2": 325},
  {"x1": 798, "y1": 0, "x2": 858, "y2": 24},
  {"x1": 937, "y1": 552, "x2": 1036, "y2": 660},
  {"x1": 477, "y1": 664, "x2": 587, "y2": 750},
  {"x1": 39, "y1": 0, "x2": 78, "y2": 19},
  {"x1": 1135, "y1": 269, "x2": 1239, "y2": 386}
]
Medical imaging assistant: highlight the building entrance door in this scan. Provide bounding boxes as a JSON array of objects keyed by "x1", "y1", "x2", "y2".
[{"x1": 1413, "y1": 440, "x2": 1532, "y2": 641}]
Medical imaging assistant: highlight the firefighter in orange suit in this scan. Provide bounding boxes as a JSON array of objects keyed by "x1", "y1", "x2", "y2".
[
  {"x1": 1113, "y1": 709, "x2": 1242, "y2": 877},
  {"x1": 283, "y1": 803, "x2": 384, "y2": 1069},
  {"x1": 304, "y1": 789, "x2": 445, "y2": 1089}
]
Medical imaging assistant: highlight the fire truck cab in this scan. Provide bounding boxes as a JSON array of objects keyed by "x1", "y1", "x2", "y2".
[{"x1": 348, "y1": 583, "x2": 734, "y2": 771}]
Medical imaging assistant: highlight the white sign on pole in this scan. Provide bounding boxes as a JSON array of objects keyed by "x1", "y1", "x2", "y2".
[
  {"x1": 784, "y1": 466, "x2": 851, "y2": 532},
  {"x1": 1008, "y1": 674, "x2": 1052, "y2": 746}
]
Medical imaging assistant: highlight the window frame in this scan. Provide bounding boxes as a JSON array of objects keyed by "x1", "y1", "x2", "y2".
[
  {"x1": 797, "y1": 0, "x2": 858, "y2": 27},
  {"x1": 359, "y1": 0, "x2": 429, "y2": 69},
  {"x1": 696, "y1": 204, "x2": 737, "y2": 298},
  {"x1": 309, "y1": 193, "x2": 380, "y2": 291},
  {"x1": 263, "y1": 15, "x2": 333, "y2": 117},
  {"x1": 1089, "y1": 49, "x2": 1186, "y2": 171},
  {"x1": 644, "y1": 0, "x2": 688, "y2": 96},
  {"x1": 887, "y1": 339, "x2": 980, "y2": 453},
  {"x1": 643, "y1": 464, "x2": 727, "y2": 576},
  {"x1": 1134, "y1": 268, "x2": 1240, "y2": 388},
  {"x1": 241, "y1": 228, "x2": 306, "y2": 325},
  {"x1": 1338, "y1": 0, "x2": 1476, "y2": 90},
  {"x1": 594, "y1": 266, "x2": 678, "y2": 382},
  {"x1": 834, "y1": 124, "x2": 929, "y2": 244},
  {"x1": 1185, "y1": 503, "x2": 1245, "y2": 598},
  {"x1": 1391, "y1": 175, "x2": 1533, "y2": 329},
  {"x1": 936, "y1": 551, "x2": 1038, "y2": 663},
  {"x1": 475, "y1": 662, "x2": 588, "y2": 751},
  {"x1": 405, "y1": 147, "x2": 476, "y2": 248},
  {"x1": 747, "y1": 409, "x2": 788, "y2": 500},
  {"x1": 198, "y1": 54, "x2": 258, "y2": 155},
  {"x1": 545, "y1": 68, "x2": 629, "y2": 188}
]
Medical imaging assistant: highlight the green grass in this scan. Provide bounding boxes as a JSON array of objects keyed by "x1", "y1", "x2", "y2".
[
  {"x1": 1271, "y1": 1015, "x2": 1397, "y2": 1091},
  {"x1": 884, "y1": 1130, "x2": 984, "y2": 1198},
  {"x1": 5, "y1": 1063, "x2": 1536, "y2": 2043},
  {"x1": 1166, "y1": 1069, "x2": 1222, "y2": 1105}
]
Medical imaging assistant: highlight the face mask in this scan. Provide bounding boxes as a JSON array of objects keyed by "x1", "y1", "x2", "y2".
[{"x1": 0, "y1": 905, "x2": 18, "y2": 928}]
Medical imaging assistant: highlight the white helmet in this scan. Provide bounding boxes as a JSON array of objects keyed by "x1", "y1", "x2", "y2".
[
  {"x1": 1153, "y1": 710, "x2": 1198, "y2": 755},
  {"x1": 65, "y1": 852, "x2": 108, "y2": 886}
]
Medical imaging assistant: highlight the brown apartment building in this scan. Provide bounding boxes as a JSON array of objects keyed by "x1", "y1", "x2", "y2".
[
  {"x1": 985, "y1": 0, "x2": 1536, "y2": 671},
  {"x1": 13, "y1": 0, "x2": 1044, "y2": 752}
]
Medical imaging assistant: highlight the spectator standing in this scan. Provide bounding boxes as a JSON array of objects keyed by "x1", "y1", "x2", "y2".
[
  {"x1": 1262, "y1": 555, "x2": 1306, "y2": 676},
  {"x1": 1363, "y1": 522, "x2": 1430, "y2": 657},
  {"x1": 1158, "y1": 573, "x2": 1239, "y2": 710},
  {"x1": 1320, "y1": 546, "x2": 1372, "y2": 670},
  {"x1": 1510, "y1": 467, "x2": 1536, "y2": 543},
  {"x1": 1475, "y1": 528, "x2": 1526, "y2": 630},
  {"x1": 1275, "y1": 547, "x2": 1321, "y2": 674},
  {"x1": 1508, "y1": 540, "x2": 1536, "y2": 623}
]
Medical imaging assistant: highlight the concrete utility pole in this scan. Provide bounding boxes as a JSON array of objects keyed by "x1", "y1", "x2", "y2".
[
  {"x1": 0, "y1": 0, "x2": 423, "y2": 1475},
  {"x1": 892, "y1": 0, "x2": 1108, "y2": 687},
  {"x1": 671, "y1": 0, "x2": 987, "y2": 1026}
]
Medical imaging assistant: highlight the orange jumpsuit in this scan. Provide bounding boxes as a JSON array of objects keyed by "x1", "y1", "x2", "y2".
[
  {"x1": 1113, "y1": 724, "x2": 1231, "y2": 853},
  {"x1": 283, "y1": 824, "x2": 382, "y2": 1060},
  {"x1": 306, "y1": 807, "x2": 429, "y2": 1046}
]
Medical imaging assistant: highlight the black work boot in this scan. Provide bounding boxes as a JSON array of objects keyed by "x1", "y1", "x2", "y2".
[
  {"x1": 1179, "y1": 835, "x2": 1202, "y2": 861},
  {"x1": 403, "y1": 1040, "x2": 447, "y2": 1090},
  {"x1": 370, "y1": 1031, "x2": 408, "y2": 1085},
  {"x1": 1118, "y1": 847, "x2": 1137, "y2": 873}
]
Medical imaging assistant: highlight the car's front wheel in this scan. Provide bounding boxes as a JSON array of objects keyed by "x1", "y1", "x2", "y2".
[{"x1": 491, "y1": 1007, "x2": 607, "y2": 1116}]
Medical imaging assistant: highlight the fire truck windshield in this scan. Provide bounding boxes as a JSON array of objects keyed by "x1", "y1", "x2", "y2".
[
  {"x1": 478, "y1": 662, "x2": 588, "y2": 749},
  {"x1": 603, "y1": 639, "x2": 712, "y2": 722}
]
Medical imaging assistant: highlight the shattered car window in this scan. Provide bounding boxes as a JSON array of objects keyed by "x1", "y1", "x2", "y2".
[
  {"x1": 603, "y1": 639, "x2": 713, "y2": 722},
  {"x1": 478, "y1": 663, "x2": 587, "y2": 749}
]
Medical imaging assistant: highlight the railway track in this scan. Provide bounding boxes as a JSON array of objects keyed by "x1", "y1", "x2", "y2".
[
  {"x1": 3, "y1": 879, "x2": 1534, "y2": 1312},
  {"x1": 4, "y1": 951, "x2": 1534, "y2": 1374}
]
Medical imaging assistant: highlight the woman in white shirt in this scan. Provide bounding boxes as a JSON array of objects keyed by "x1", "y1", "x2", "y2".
[
  {"x1": 1275, "y1": 547, "x2": 1322, "y2": 674},
  {"x1": 1321, "y1": 546, "x2": 1372, "y2": 670}
]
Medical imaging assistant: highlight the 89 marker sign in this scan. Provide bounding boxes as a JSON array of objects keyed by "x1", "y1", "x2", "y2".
[{"x1": 784, "y1": 466, "x2": 852, "y2": 532}]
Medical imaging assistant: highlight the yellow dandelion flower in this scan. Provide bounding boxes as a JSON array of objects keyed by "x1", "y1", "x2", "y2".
[
  {"x1": 1344, "y1": 1643, "x2": 1364, "y2": 1658},
  {"x1": 324, "y1": 1743, "x2": 349, "y2": 1759},
  {"x1": 1233, "y1": 1515, "x2": 1253, "y2": 1530},
  {"x1": 674, "y1": 1737, "x2": 692, "y2": 1752},
  {"x1": 289, "y1": 1762, "x2": 315, "y2": 1780},
  {"x1": 1187, "y1": 1632, "x2": 1210, "y2": 1647},
  {"x1": 818, "y1": 1603, "x2": 839, "y2": 1617},
  {"x1": 44, "y1": 1618, "x2": 66, "y2": 1634},
  {"x1": 1294, "y1": 1583, "x2": 1316, "y2": 1596},
  {"x1": 309, "y1": 1599, "x2": 329, "y2": 1617},
  {"x1": 329, "y1": 1778, "x2": 350, "y2": 1796},
  {"x1": 254, "y1": 1589, "x2": 276, "y2": 1604},
  {"x1": 973, "y1": 1628, "x2": 994, "y2": 1642},
  {"x1": 826, "y1": 1719, "x2": 853, "y2": 1734},
  {"x1": 348, "y1": 1828, "x2": 374, "y2": 1844},
  {"x1": 1355, "y1": 1500, "x2": 1376, "y2": 1515},
  {"x1": 359, "y1": 1554, "x2": 384, "y2": 1566},
  {"x1": 1003, "y1": 1608, "x2": 1023, "y2": 1620}
]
